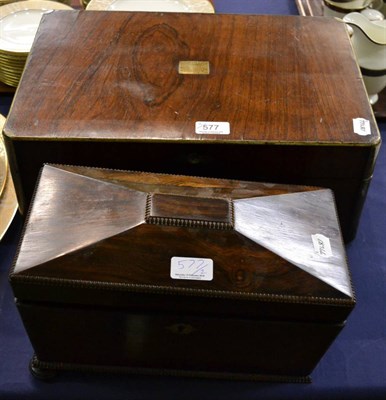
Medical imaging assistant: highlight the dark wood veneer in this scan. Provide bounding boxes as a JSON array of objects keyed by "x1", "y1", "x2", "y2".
[
  {"x1": 3, "y1": 12, "x2": 380, "y2": 242},
  {"x1": 10, "y1": 165, "x2": 355, "y2": 381}
]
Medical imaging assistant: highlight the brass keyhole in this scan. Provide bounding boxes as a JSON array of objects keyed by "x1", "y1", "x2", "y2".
[{"x1": 166, "y1": 323, "x2": 195, "y2": 335}]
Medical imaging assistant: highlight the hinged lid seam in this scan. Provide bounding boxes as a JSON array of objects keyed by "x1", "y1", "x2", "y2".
[{"x1": 10, "y1": 275, "x2": 355, "y2": 306}]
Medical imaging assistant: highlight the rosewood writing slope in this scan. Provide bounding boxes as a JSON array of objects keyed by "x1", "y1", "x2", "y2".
[{"x1": 3, "y1": 11, "x2": 380, "y2": 241}]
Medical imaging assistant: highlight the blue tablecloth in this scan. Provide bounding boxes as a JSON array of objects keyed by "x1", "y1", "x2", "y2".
[{"x1": 1, "y1": 1, "x2": 385, "y2": 399}]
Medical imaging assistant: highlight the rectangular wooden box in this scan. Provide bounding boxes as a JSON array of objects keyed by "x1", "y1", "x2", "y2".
[
  {"x1": 10, "y1": 165, "x2": 355, "y2": 382},
  {"x1": 3, "y1": 11, "x2": 380, "y2": 241}
]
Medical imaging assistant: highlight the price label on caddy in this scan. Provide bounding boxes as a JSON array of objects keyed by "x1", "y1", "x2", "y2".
[{"x1": 170, "y1": 257, "x2": 214, "y2": 281}]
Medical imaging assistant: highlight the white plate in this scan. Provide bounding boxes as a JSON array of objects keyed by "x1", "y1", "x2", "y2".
[
  {"x1": 0, "y1": 114, "x2": 18, "y2": 241},
  {"x1": 0, "y1": 114, "x2": 7, "y2": 197},
  {"x1": 86, "y1": 0, "x2": 214, "y2": 13},
  {"x1": 0, "y1": 0, "x2": 72, "y2": 53}
]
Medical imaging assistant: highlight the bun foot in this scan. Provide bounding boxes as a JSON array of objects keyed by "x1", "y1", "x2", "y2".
[{"x1": 29, "y1": 357, "x2": 57, "y2": 380}]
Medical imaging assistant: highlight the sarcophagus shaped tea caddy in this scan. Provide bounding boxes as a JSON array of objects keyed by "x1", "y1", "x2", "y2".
[{"x1": 10, "y1": 165, "x2": 355, "y2": 382}]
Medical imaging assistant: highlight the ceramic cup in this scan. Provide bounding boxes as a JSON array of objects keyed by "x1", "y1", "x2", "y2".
[
  {"x1": 323, "y1": 0, "x2": 374, "y2": 17},
  {"x1": 344, "y1": 12, "x2": 386, "y2": 104}
]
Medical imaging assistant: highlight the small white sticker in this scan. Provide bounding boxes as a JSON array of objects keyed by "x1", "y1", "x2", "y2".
[
  {"x1": 353, "y1": 118, "x2": 371, "y2": 136},
  {"x1": 195, "y1": 121, "x2": 230, "y2": 135},
  {"x1": 171, "y1": 257, "x2": 213, "y2": 281},
  {"x1": 312, "y1": 234, "x2": 333, "y2": 258}
]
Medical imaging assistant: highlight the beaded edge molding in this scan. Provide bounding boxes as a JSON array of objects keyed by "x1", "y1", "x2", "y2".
[{"x1": 144, "y1": 193, "x2": 234, "y2": 230}]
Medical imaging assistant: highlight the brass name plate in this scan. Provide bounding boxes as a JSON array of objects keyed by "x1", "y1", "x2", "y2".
[{"x1": 178, "y1": 61, "x2": 210, "y2": 75}]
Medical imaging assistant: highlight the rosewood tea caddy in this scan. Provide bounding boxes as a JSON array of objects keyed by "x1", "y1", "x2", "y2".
[
  {"x1": 2, "y1": 11, "x2": 380, "y2": 242},
  {"x1": 10, "y1": 165, "x2": 355, "y2": 382}
]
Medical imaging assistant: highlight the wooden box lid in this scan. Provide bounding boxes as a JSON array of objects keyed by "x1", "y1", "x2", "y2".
[
  {"x1": 4, "y1": 11, "x2": 379, "y2": 146},
  {"x1": 10, "y1": 165, "x2": 355, "y2": 322}
]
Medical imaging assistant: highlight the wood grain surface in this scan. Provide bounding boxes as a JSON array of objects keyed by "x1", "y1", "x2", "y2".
[
  {"x1": 11, "y1": 165, "x2": 354, "y2": 305},
  {"x1": 4, "y1": 11, "x2": 378, "y2": 144},
  {"x1": 295, "y1": 0, "x2": 386, "y2": 118},
  {"x1": 3, "y1": 12, "x2": 380, "y2": 243},
  {"x1": 10, "y1": 165, "x2": 355, "y2": 380}
]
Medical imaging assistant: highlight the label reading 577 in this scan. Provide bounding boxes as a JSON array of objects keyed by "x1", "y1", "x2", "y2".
[
  {"x1": 170, "y1": 257, "x2": 213, "y2": 281},
  {"x1": 195, "y1": 121, "x2": 230, "y2": 135}
]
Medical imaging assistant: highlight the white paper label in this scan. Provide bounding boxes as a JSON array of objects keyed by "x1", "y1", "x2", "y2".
[
  {"x1": 312, "y1": 234, "x2": 333, "y2": 257},
  {"x1": 353, "y1": 118, "x2": 371, "y2": 136},
  {"x1": 170, "y1": 257, "x2": 213, "y2": 281},
  {"x1": 195, "y1": 121, "x2": 230, "y2": 135}
]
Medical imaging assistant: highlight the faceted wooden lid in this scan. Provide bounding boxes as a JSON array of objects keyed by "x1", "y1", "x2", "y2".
[{"x1": 10, "y1": 165, "x2": 354, "y2": 309}]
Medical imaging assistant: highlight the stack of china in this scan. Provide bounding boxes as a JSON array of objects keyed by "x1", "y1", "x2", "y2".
[
  {"x1": 0, "y1": 0, "x2": 72, "y2": 87},
  {"x1": 0, "y1": 0, "x2": 30, "y2": 5},
  {"x1": 86, "y1": 0, "x2": 215, "y2": 13},
  {"x1": 0, "y1": 0, "x2": 72, "y2": 4},
  {"x1": 0, "y1": 0, "x2": 22, "y2": 6},
  {"x1": 344, "y1": 11, "x2": 386, "y2": 104},
  {"x1": 323, "y1": 0, "x2": 381, "y2": 17}
]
